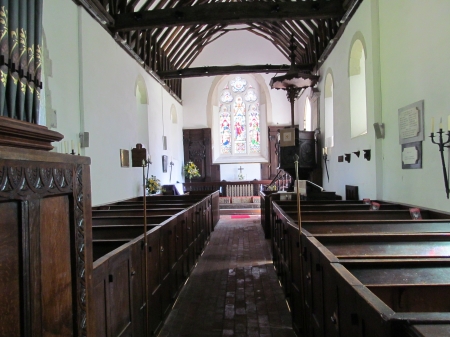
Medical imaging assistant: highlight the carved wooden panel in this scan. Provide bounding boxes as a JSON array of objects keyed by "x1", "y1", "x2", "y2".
[
  {"x1": 0, "y1": 202, "x2": 21, "y2": 336},
  {"x1": 265, "y1": 126, "x2": 281, "y2": 179},
  {"x1": 0, "y1": 147, "x2": 92, "y2": 337},
  {"x1": 183, "y1": 128, "x2": 217, "y2": 182}
]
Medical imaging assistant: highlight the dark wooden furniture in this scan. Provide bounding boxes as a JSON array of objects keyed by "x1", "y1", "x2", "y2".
[
  {"x1": 279, "y1": 130, "x2": 317, "y2": 181},
  {"x1": 91, "y1": 192, "x2": 219, "y2": 336},
  {"x1": 262, "y1": 126, "x2": 281, "y2": 179},
  {"x1": 184, "y1": 180, "x2": 271, "y2": 197},
  {"x1": 182, "y1": 128, "x2": 219, "y2": 182},
  {"x1": 346, "y1": 184, "x2": 359, "y2": 200},
  {"x1": 0, "y1": 145, "x2": 93, "y2": 336},
  {"x1": 270, "y1": 200, "x2": 450, "y2": 337},
  {"x1": 260, "y1": 191, "x2": 342, "y2": 239}
]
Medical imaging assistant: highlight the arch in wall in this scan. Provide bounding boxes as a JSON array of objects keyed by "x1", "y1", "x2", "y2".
[
  {"x1": 206, "y1": 72, "x2": 271, "y2": 163},
  {"x1": 135, "y1": 75, "x2": 149, "y2": 105},
  {"x1": 304, "y1": 96, "x2": 312, "y2": 131},
  {"x1": 324, "y1": 70, "x2": 334, "y2": 147},
  {"x1": 135, "y1": 75, "x2": 150, "y2": 149},
  {"x1": 170, "y1": 104, "x2": 178, "y2": 124},
  {"x1": 348, "y1": 33, "x2": 368, "y2": 138}
]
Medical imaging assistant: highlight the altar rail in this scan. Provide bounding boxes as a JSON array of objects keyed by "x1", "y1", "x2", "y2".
[{"x1": 184, "y1": 180, "x2": 273, "y2": 197}]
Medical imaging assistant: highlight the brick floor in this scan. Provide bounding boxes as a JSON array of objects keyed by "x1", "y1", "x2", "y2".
[{"x1": 157, "y1": 215, "x2": 297, "y2": 337}]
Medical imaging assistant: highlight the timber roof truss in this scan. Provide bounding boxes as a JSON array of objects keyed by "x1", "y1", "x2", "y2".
[{"x1": 75, "y1": 0, "x2": 363, "y2": 100}]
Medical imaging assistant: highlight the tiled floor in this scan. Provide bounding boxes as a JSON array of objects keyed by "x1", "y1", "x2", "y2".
[{"x1": 158, "y1": 215, "x2": 297, "y2": 337}]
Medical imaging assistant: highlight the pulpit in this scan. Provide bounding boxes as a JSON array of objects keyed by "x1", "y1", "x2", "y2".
[{"x1": 279, "y1": 129, "x2": 317, "y2": 182}]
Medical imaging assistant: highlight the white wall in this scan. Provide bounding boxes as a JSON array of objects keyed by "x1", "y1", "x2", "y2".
[
  {"x1": 43, "y1": 1, "x2": 184, "y2": 206},
  {"x1": 182, "y1": 30, "x2": 295, "y2": 129},
  {"x1": 378, "y1": 0, "x2": 450, "y2": 210},
  {"x1": 220, "y1": 163, "x2": 261, "y2": 181},
  {"x1": 318, "y1": 0, "x2": 379, "y2": 200}
]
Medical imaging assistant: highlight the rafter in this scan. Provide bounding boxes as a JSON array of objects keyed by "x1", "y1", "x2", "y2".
[
  {"x1": 113, "y1": 1, "x2": 345, "y2": 31},
  {"x1": 157, "y1": 64, "x2": 315, "y2": 79}
]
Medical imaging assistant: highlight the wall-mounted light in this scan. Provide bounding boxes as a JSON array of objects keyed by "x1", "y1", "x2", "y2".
[
  {"x1": 430, "y1": 120, "x2": 450, "y2": 198},
  {"x1": 344, "y1": 153, "x2": 351, "y2": 163},
  {"x1": 353, "y1": 150, "x2": 360, "y2": 158},
  {"x1": 373, "y1": 122, "x2": 385, "y2": 139},
  {"x1": 363, "y1": 149, "x2": 371, "y2": 161},
  {"x1": 322, "y1": 147, "x2": 329, "y2": 182}
]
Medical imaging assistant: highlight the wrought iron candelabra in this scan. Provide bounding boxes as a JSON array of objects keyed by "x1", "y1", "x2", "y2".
[
  {"x1": 322, "y1": 148, "x2": 329, "y2": 182},
  {"x1": 430, "y1": 128, "x2": 450, "y2": 198}
]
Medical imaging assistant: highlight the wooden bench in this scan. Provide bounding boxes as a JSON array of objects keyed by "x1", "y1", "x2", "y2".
[
  {"x1": 260, "y1": 192, "x2": 394, "y2": 239},
  {"x1": 271, "y1": 201, "x2": 450, "y2": 337},
  {"x1": 321, "y1": 257, "x2": 450, "y2": 337},
  {"x1": 91, "y1": 192, "x2": 218, "y2": 337}
]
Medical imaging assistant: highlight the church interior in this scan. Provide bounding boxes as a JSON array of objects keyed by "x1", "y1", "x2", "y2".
[{"x1": 2, "y1": 0, "x2": 450, "y2": 336}]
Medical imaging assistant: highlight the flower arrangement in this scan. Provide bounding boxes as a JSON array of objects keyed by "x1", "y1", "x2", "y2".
[
  {"x1": 184, "y1": 161, "x2": 201, "y2": 181},
  {"x1": 146, "y1": 175, "x2": 161, "y2": 194}
]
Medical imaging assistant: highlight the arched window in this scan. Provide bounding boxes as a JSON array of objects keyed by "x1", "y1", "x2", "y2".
[
  {"x1": 349, "y1": 38, "x2": 367, "y2": 138},
  {"x1": 324, "y1": 72, "x2": 334, "y2": 147},
  {"x1": 135, "y1": 76, "x2": 149, "y2": 148},
  {"x1": 170, "y1": 104, "x2": 177, "y2": 124},
  {"x1": 218, "y1": 76, "x2": 261, "y2": 155},
  {"x1": 304, "y1": 96, "x2": 312, "y2": 131}
]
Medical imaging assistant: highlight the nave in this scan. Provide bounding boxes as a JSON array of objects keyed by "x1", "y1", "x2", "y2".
[{"x1": 158, "y1": 215, "x2": 296, "y2": 337}]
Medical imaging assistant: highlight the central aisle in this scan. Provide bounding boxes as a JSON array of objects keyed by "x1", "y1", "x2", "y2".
[{"x1": 158, "y1": 215, "x2": 297, "y2": 337}]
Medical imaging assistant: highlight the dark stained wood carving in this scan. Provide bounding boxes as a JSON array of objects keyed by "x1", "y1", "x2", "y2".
[
  {"x1": 0, "y1": 116, "x2": 63, "y2": 150},
  {"x1": 183, "y1": 128, "x2": 218, "y2": 182},
  {"x1": 0, "y1": 146, "x2": 92, "y2": 337}
]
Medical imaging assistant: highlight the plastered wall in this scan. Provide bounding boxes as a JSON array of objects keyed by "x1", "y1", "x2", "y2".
[{"x1": 43, "y1": 1, "x2": 184, "y2": 206}]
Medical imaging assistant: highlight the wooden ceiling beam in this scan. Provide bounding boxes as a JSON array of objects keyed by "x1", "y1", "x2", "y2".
[
  {"x1": 113, "y1": 1, "x2": 345, "y2": 31},
  {"x1": 157, "y1": 63, "x2": 314, "y2": 79}
]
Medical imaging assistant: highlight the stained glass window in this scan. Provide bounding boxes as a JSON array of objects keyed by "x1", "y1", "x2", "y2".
[{"x1": 219, "y1": 76, "x2": 260, "y2": 155}]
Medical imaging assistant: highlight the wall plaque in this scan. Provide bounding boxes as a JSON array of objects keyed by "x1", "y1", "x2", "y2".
[
  {"x1": 402, "y1": 141, "x2": 422, "y2": 169},
  {"x1": 398, "y1": 100, "x2": 424, "y2": 145},
  {"x1": 120, "y1": 149, "x2": 130, "y2": 167}
]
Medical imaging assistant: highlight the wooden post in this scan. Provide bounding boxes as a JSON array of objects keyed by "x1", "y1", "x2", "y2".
[
  {"x1": 294, "y1": 156, "x2": 306, "y2": 335},
  {"x1": 142, "y1": 162, "x2": 149, "y2": 336}
]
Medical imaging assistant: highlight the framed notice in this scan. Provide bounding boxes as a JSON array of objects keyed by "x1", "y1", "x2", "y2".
[
  {"x1": 402, "y1": 141, "x2": 422, "y2": 169},
  {"x1": 280, "y1": 128, "x2": 296, "y2": 147},
  {"x1": 398, "y1": 100, "x2": 424, "y2": 145}
]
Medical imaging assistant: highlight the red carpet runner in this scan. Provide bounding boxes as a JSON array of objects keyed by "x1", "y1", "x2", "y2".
[{"x1": 231, "y1": 215, "x2": 250, "y2": 219}]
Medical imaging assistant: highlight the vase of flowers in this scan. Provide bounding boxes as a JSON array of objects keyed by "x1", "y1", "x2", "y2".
[
  {"x1": 183, "y1": 161, "x2": 201, "y2": 182},
  {"x1": 146, "y1": 175, "x2": 161, "y2": 194}
]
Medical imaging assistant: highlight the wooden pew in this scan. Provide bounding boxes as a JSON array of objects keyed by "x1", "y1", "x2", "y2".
[
  {"x1": 320, "y1": 257, "x2": 450, "y2": 337},
  {"x1": 271, "y1": 201, "x2": 450, "y2": 337},
  {"x1": 91, "y1": 192, "x2": 218, "y2": 337}
]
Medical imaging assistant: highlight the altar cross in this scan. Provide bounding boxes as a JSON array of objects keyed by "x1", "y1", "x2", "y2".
[{"x1": 238, "y1": 166, "x2": 244, "y2": 174}]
